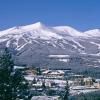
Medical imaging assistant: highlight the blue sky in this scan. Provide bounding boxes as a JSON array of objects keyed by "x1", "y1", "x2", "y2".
[{"x1": 0, "y1": 0, "x2": 100, "y2": 31}]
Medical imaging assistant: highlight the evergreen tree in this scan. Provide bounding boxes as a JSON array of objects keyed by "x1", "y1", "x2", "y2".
[
  {"x1": 0, "y1": 48, "x2": 31, "y2": 100},
  {"x1": 11, "y1": 69, "x2": 31, "y2": 100},
  {"x1": 36, "y1": 67, "x2": 41, "y2": 75},
  {"x1": 32, "y1": 77, "x2": 37, "y2": 84},
  {"x1": 0, "y1": 48, "x2": 14, "y2": 100},
  {"x1": 42, "y1": 81, "x2": 46, "y2": 95},
  {"x1": 63, "y1": 80, "x2": 69, "y2": 100}
]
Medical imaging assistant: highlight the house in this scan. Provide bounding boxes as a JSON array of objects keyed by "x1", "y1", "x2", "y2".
[
  {"x1": 25, "y1": 67, "x2": 37, "y2": 76},
  {"x1": 31, "y1": 96, "x2": 61, "y2": 100},
  {"x1": 42, "y1": 70, "x2": 64, "y2": 78},
  {"x1": 94, "y1": 79, "x2": 100, "y2": 89},
  {"x1": 32, "y1": 81, "x2": 42, "y2": 87},
  {"x1": 70, "y1": 75, "x2": 84, "y2": 86},
  {"x1": 84, "y1": 77, "x2": 93, "y2": 87}
]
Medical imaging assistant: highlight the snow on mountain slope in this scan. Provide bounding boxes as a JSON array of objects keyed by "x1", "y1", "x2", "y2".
[
  {"x1": 0, "y1": 22, "x2": 62, "y2": 40},
  {"x1": 0, "y1": 22, "x2": 100, "y2": 52},
  {"x1": 0, "y1": 22, "x2": 100, "y2": 50},
  {"x1": 0, "y1": 22, "x2": 64, "y2": 49},
  {"x1": 53, "y1": 26, "x2": 85, "y2": 37},
  {"x1": 0, "y1": 22, "x2": 100, "y2": 68},
  {"x1": 0, "y1": 22, "x2": 100, "y2": 40},
  {"x1": 84, "y1": 29, "x2": 100, "y2": 37}
]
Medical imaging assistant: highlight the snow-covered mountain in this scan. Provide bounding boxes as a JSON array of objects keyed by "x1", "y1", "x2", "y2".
[{"x1": 0, "y1": 22, "x2": 100, "y2": 70}]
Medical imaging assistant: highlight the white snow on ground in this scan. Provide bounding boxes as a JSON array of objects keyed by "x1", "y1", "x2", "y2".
[
  {"x1": 80, "y1": 52, "x2": 87, "y2": 55},
  {"x1": 6, "y1": 40, "x2": 11, "y2": 47},
  {"x1": 1, "y1": 22, "x2": 100, "y2": 52},
  {"x1": 89, "y1": 53, "x2": 100, "y2": 56},
  {"x1": 70, "y1": 86, "x2": 100, "y2": 95},
  {"x1": 53, "y1": 79, "x2": 66, "y2": 84},
  {"x1": 53, "y1": 26, "x2": 85, "y2": 37},
  {"x1": 72, "y1": 39, "x2": 85, "y2": 49},
  {"x1": 90, "y1": 42, "x2": 100, "y2": 49},
  {"x1": 71, "y1": 44, "x2": 78, "y2": 49},
  {"x1": 0, "y1": 39, "x2": 8, "y2": 42},
  {"x1": 58, "y1": 58, "x2": 69, "y2": 63},
  {"x1": 16, "y1": 43, "x2": 28, "y2": 51},
  {"x1": 48, "y1": 55, "x2": 70, "y2": 58},
  {"x1": 0, "y1": 22, "x2": 63, "y2": 40},
  {"x1": 22, "y1": 22, "x2": 44, "y2": 30},
  {"x1": 0, "y1": 22, "x2": 100, "y2": 41},
  {"x1": 70, "y1": 89, "x2": 100, "y2": 96},
  {"x1": 84, "y1": 29, "x2": 100, "y2": 37},
  {"x1": 90, "y1": 42, "x2": 100, "y2": 56},
  {"x1": 14, "y1": 66, "x2": 25, "y2": 69}
]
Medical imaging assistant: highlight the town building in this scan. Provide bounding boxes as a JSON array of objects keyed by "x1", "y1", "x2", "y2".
[
  {"x1": 42, "y1": 70, "x2": 65, "y2": 78},
  {"x1": 94, "y1": 79, "x2": 100, "y2": 89},
  {"x1": 70, "y1": 75, "x2": 84, "y2": 86},
  {"x1": 84, "y1": 77, "x2": 93, "y2": 87},
  {"x1": 31, "y1": 96, "x2": 61, "y2": 100}
]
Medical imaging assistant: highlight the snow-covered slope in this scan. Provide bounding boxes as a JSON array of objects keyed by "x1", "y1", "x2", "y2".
[
  {"x1": 84, "y1": 29, "x2": 100, "y2": 37},
  {"x1": 0, "y1": 22, "x2": 100, "y2": 69},
  {"x1": 0, "y1": 22, "x2": 62, "y2": 40},
  {"x1": 53, "y1": 26, "x2": 84, "y2": 37}
]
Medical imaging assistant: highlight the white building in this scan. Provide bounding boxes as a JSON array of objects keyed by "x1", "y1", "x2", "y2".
[
  {"x1": 42, "y1": 70, "x2": 64, "y2": 78},
  {"x1": 84, "y1": 77, "x2": 93, "y2": 86},
  {"x1": 94, "y1": 79, "x2": 100, "y2": 89},
  {"x1": 31, "y1": 96, "x2": 61, "y2": 100}
]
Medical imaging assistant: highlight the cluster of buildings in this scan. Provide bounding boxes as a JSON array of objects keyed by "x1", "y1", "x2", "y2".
[
  {"x1": 69, "y1": 74, "x2": 100, "y2": 88},
  {"x1": 14, "y1": 66, "x2": 100, "y2": 99}
]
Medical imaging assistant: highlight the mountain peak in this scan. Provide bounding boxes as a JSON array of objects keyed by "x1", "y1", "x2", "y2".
[
  {"x1": 34, "y1": 22, "x2": 43, "y2": 26},
  {"x1": 21, "y1": 22, "x2": 45, "y2": 30}
]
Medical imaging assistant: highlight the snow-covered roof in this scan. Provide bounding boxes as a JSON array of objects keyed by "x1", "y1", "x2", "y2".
[
  {"x1": 96, "y1": 79, "x2": 100, "y2": 82},
  {"x1": 43, "y1": 70, "x2": 64, "y2": 75},
  {"x1": 70, "y1": 85, "x2": 96, "y2": 90},
  {"x1": 32, "y1": 82, "x2": 42, "y2": 87},
  {"x1": 24, "y1": 75, "x2": 34, "y2": 81},
  {"x1": 84, "y1": 77, "x2": 92, "y2": 81},
  {"x1": 42, "y1": 70, "x2": 51, "y2": 74},
  {"x1": 68, "y1": 80, "x2": 74, "y2": 84},
  {"x1": 31, "y1": 96, "x2": 60, "y2": 100},
  {"x1": 70, "y1": 88, "x2": 99, "y2": 96},
  {"x1": 58, "y1": 70, "x2": 65, "y2": 74},
  {"x1": 14, "y1": 66, "x2": 25, "y2": 69},
  {"x1": 70, "y1": 86, "x2": 87, "y2": 90},
  {"x1": 71, "y1": 74, "x2": 84, "y2": 77}
]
